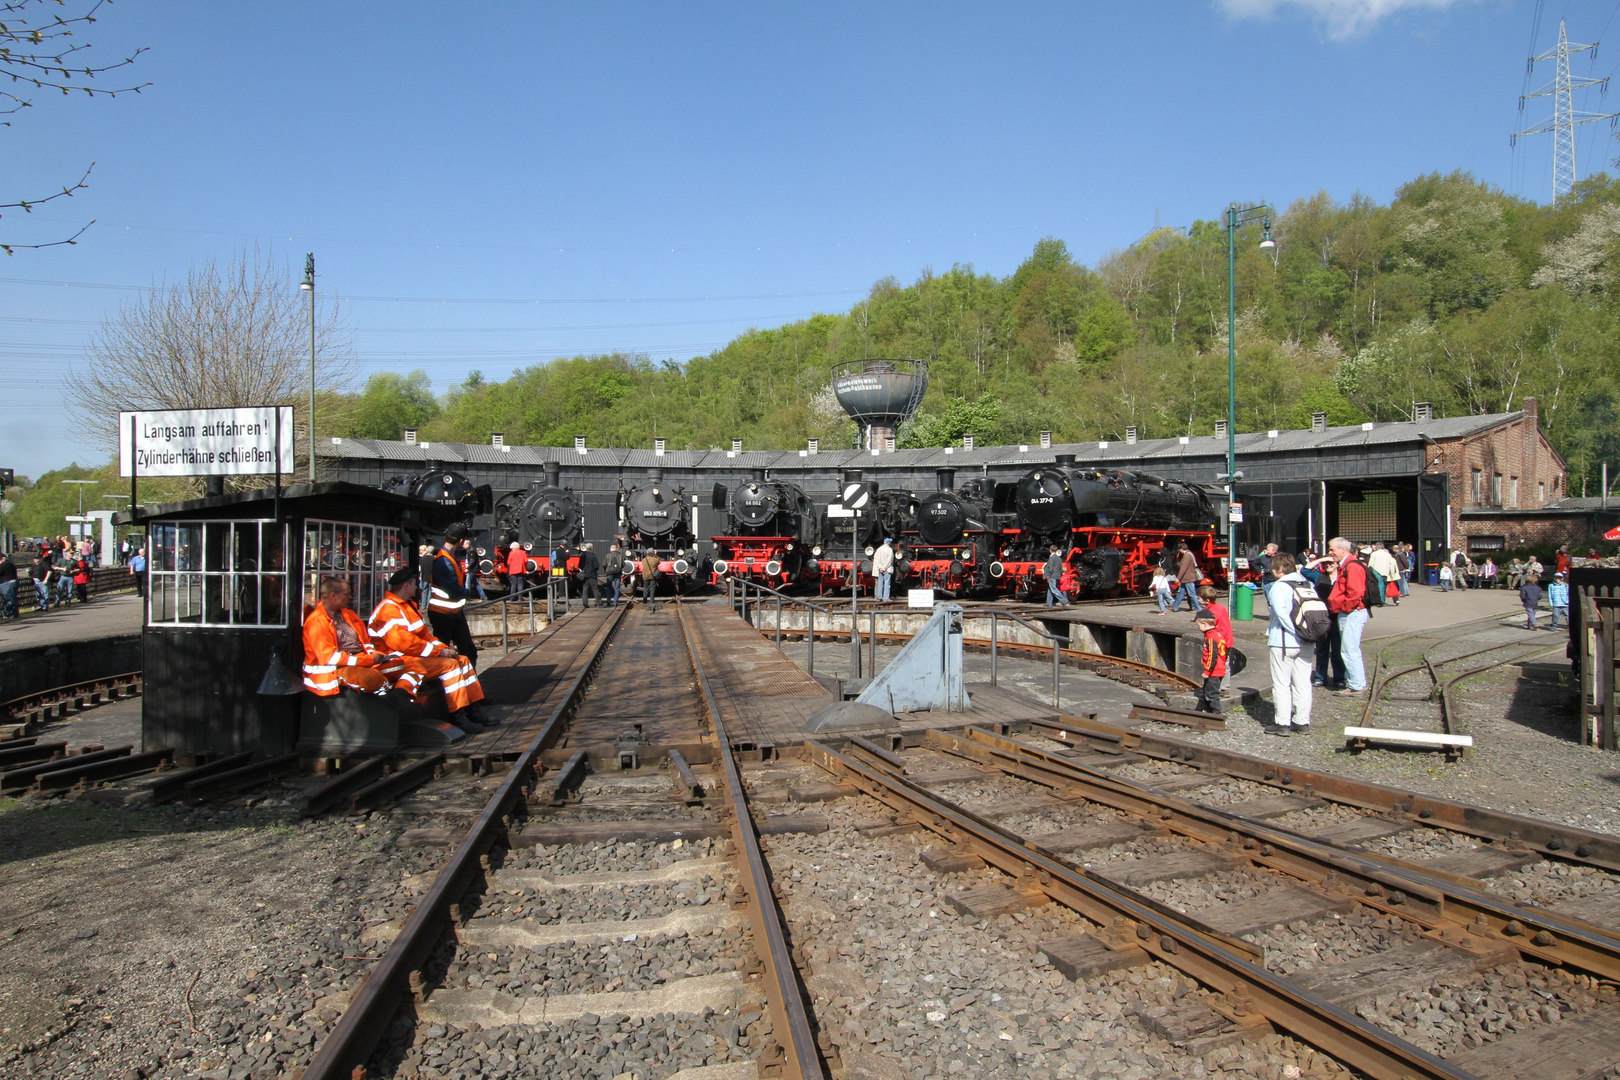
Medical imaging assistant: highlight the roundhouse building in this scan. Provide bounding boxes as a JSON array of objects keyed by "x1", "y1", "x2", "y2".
[{"x1": 319, "y1": 399, "x2": 1599, "y2": 572}]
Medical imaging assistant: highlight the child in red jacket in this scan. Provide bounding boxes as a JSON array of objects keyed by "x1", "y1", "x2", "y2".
[{"x1": 1194, "y1": 608, "x2": 1227, "y2": 713}]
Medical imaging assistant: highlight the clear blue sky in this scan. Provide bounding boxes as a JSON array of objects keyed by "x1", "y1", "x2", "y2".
[{"x1": 3, "y1": 0, "x2": 1614, "y2": 477}]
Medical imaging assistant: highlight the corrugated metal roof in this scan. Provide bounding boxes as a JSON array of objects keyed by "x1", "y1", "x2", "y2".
[{"x1": 315, "y1": 411, "x2": 1526, "y2": 470}]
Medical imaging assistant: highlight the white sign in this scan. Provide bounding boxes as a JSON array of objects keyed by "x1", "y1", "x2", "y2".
[
  {"x1": 1228, "y1": 501, "x2": 1244, "y2": 523},
  {"x1": 842, "y1": 483, "x2": 871, "y2": 509},
  {"x1": 826, "y1": 505, "x2": 855, "y2": 518},
  {"x1": 908, "y1": 588, "x2": 935, "y2": 608},
  {"x1": 120, "y1": 407, "x2": 295, "y2": 478}
]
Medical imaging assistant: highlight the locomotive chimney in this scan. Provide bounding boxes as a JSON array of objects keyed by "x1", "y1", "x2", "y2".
[
  {"x1": 750, "y1": 468, "x2": 766, "y2": 482},
  {"x1": 842, "y1": 469, "x2": 862, "y2": 484},
  {"x1": 936, "y1": 467, "x2": 956, "y2": 492},
  {"x1": 543, "y1": 461, "x2": 561, "y2": 488},
  {"x1": 1053, "y1": 453, "x2": 1076, "y2": 467},
  {"x1": 647, "y1": 467, "x2": 663, "y2": 483}
]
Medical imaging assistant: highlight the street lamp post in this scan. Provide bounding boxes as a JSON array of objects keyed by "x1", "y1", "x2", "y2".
[
  {"x1": 301, "y1": 253, "x2": 316, "y2": 481},
  {"x1": 1223, "y1": 203, "x2": 1275, "y2": 589}
]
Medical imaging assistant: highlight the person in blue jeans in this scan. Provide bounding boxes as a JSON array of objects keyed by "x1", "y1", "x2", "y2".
[
  {"x1": 0, "y1": 552, "x2": 16, "y2": 619},
  {"x1": 1548, "y1": 572, "x2": 1570, "y2": 630},
  {"x1": 1326, "y1": 537, "x2": 1370, "y2": 694},
  {"x1": 1300, "y1": 558, "x2": 1345, "y2": 689},
  {"x1": 1044, "y1": 546, "x2": 1068, "y2": 606}
]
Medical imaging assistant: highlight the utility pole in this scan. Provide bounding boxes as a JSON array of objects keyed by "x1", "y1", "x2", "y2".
[
  {"x1": 1222, "y1": 204, "x2": 1273, "y2": 589},
  {"x1": 1513, "y1": 20, "x2": 1616, "y2": 200},
  {"x1": 301, "y1": 253, "x2": 316, "y2": 481}
]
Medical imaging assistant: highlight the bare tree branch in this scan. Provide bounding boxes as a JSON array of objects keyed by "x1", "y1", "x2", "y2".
[
  {"x1": 0, "y1": 0, "x2": 149, "y2": 118},
  {"x1": 67, "y1": 247, "x2": 359, "y2": 482}
]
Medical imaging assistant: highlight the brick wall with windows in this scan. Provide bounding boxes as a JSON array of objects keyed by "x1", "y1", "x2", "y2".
[{"x1": 1424, "y1": 397, "x2": 1574, "y2": 550}]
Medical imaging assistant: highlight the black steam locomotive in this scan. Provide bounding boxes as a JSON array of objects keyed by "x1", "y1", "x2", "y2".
[
  {"x1": 709, "y1": 471, "x2": 818, "y2": 588},
  {"x1": 904, "y1": 470, "x2": 1004, "y2": 595},
  {"x1": 997, "y1": 457, "x2": 1222, "y2": 598}
]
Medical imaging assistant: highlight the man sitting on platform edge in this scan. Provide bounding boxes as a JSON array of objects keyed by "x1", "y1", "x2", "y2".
[{"x1": 370, "y1": 565, "x2": 495, "y2": 732}]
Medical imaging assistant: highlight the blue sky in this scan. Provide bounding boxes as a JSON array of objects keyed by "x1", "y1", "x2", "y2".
[{"x1": 3, "y1": 0, "x2": 1615, "y2": 476}]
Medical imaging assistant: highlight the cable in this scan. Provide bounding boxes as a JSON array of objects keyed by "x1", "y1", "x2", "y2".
[{"x1": 0, "y1": 275, "x2": 863, "y2": 305}]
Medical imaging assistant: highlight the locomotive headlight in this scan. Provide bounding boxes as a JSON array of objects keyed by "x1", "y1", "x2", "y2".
[
  {"x1": 765, "y1": 560, "x2": 782, "y2": 576},
  {"x1": 652, "y1": 487, "x2": 660, "y2": 497},
  {"x1": 522, "y1": 542, "x2": 533, "y2": 551},
  {"x1": 864, "y1": 546, "x2": 875, "y2": 556},
  {"x1": 476, "y1": 546, "x2": 487, "y2": 556},
  {"x1": 990, "y1": 561, "x2": 1005, "y2": 578},
  {"x1": 811, "y1": 546, "x2": 822, "y2": 556},
  {"x1": 673, "y1": 558, "x2": 690, "y2": 574},
  {"x1": 785, "y1": 543, "x2": 794, "y2": 552},
  {"x1": 712, "y1": 559, "x2": 729, "y2": 574},
  {"x1": 526, "y1": 558, "x2": 538, "y2": 573},
  {"x1": 478, "y1": 559, "x2": 494, "y2": 574}
]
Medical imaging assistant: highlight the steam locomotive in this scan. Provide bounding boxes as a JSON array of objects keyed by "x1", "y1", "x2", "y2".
[
  {"x1": 619, "y1": 470, "x2": 702, "y2": 588},
  {"x1": 708, "y1": 471, "x2": 818, "y2": 589},
  {"x1": 993, "y1": 457, "x2": 1224, "y2": 599},
  {"x1": 803, "y1": 474, "x2": 910, "y2": 594},
  {"x1": 900, "y1": 470, "x2": 1005, "y2": 596}
]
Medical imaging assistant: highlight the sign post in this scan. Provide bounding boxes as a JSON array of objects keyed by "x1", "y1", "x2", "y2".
[{"x1": 842, "y1": 481, "x2": 872, "y2": 679}]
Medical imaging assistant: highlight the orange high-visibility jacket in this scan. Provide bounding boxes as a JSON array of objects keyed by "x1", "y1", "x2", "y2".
[
  {"x1": 428, "y1": 545, "x2": 469, "y2": 614},
  {"x1": 368, "y1": 591, "x2": 451, "y2": 659},
  {"x1": 302, "y1": 605, "x2": 380, "y2": 695}
]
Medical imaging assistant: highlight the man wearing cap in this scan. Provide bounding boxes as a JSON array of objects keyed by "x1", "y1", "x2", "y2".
[
  {"x1": 370, "y1": 566, "x2": 493, "y2": 731},
  {"x1": 1548, "y1": 571, "x2": 1570, "y2": 631},
  {"x1": 429, "y1": 525, "x2": 479, "y2": 665},
  {"x1": 872, "y1": 537, "x2": 895, "y2": 601}
]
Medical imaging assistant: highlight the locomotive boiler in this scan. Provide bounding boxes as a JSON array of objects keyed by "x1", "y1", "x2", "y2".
[
  {"x1": 709, "y1": 470, "x2": 818, "y2": 588},
  {"x1": 997, "y1": 456, "x2": 1222, "y2": 598}
]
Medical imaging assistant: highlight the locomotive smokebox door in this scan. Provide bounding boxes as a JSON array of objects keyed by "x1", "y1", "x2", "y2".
[{"x1": 711, "y1": 483, "x2": 728, "y2": 511}]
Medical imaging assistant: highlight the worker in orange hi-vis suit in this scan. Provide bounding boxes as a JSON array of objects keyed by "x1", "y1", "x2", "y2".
[
  {"x1": 302, "y1": 576, "x2": 407, "y2": 697},
  {"x1": 369, "y1": 565, "x2": 494, "y2": 730}
]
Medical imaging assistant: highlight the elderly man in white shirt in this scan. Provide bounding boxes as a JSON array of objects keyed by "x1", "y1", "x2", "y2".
[
  {"x1": 1264, "y1": 551, "x2": 1314, "y2": 737},
  {"x1": 872, "y1": 537, "x2": 896, "y2": 601}
]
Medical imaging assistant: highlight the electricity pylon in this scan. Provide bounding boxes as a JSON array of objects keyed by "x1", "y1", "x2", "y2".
[{"x1": 1513, "y1": 19, "x2": 1617, "y2": 201}]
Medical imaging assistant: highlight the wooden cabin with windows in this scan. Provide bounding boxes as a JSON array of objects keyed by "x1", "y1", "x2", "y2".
[{"x1": 118, "y1": 483, "x2": 455, "y2": 761}]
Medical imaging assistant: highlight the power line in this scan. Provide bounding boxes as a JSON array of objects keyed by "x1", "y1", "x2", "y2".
[{"x1": 0, "y1": 275, "x2": 863, "y2": 305}]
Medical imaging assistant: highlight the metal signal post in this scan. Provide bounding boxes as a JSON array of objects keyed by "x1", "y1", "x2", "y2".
[{"x1": 1224, "y1": 203, "x2": 1274, "y2": 589}]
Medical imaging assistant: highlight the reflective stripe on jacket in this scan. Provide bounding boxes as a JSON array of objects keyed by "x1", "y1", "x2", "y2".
[
  {"x1": 369, "y1": 591, "x2": 445, "y2": 659},
  {"x1": 429, "y1": 545, "x2": 468, "y2": 613},
  {"x1": 302, "y1": 605, "x2": 379, "y2": 695}
]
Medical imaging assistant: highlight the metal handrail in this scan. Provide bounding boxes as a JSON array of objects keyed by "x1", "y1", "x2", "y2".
[{"x1": 726, "y1": 577, "x2": 1073, "y2": 707}]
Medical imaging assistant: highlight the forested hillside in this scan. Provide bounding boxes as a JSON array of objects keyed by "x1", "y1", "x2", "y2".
[{"x1": 338, "y1": 170, "x2": 1620, "y2": 493}]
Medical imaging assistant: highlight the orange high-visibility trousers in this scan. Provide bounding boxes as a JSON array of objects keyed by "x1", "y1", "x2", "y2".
[
  {"x1": 393, "y1": 655, "x2": 485, "y2": 713},
  {"x1": 334, "y1": 667, "x2": 391, "y2": 695}
]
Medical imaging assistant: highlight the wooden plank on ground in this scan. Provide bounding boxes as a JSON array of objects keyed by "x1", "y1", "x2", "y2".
[
  {"x1": 1038, "y1": 934, "x2": 1147, "y2": 981},
  {"x1": 1308, "y1": 818, "x2": 1413, "y2": 847},
  {"x1": 1417, "y1": 846, "x2": 1539, "y2": 879},
  {"x1": 1219, "y1": 794, "x2": 1327, "y2": 820},
  {"x1": 1136, "y1": 1000, "x2": 1249, "y2": 1053},
  {"x1": 1447, "y1": 1005, "x2": 1620, "y2": 1080},
  {"x1": 906, "y1": 767, "x2": 989, "y2": 786},
  {"x1": 1144, "y1": 772, "x2": 1221, "y2": 794},
  {"x1": 1093, "y1": 849, "x2": 1242, "y2": 888},
  {"x1": 1289, "y1": 940, "x2": 1487, "y2": 1011},
  {"x1": 755, "y1": 813, "x2": 829, "y2": 836},
  {"x1": 942, "y1": 885, "x2": 1048, "y2": 919},
  {"x1": 1035, "y1": 820, "x2": 1158, "y2": 854},
  {"x1": 1059, "y1": 749, "x2": 1148, "y2": 769},
  {"x1": 1189, "y1": 884, "x2": 1354, "y2": 937},
  {"x1": 980, "y1": 793, "x2": 1071, "y2": 820},
  {"x1": 513, "y1": 820, "x2": 727, "y2": 846},
  {"x1": 920, "y1": 848, "x2": 984, "y2": 874}
]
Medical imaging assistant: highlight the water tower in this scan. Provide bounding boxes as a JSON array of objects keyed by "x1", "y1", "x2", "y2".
[{"x1": 831, "y1": 359, "x2": 928, "y2": 451}]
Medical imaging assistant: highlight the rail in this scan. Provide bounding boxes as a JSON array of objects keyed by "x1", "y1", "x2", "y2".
[
  {"x1": 727, "y1": 577, "x2": 1074, "y2": 706},
  {"x1": 675, "y1": 601, "x2": 826, "y2": 1080},
  {"x1": 804, "y1": 738, "x2": 1469, "y2": 1080},
  {"x1": 298, "y1": 602, "x2": 629, "y2": 1080}
]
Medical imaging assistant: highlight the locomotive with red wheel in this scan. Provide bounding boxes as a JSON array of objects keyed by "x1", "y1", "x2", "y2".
[
  {"x1": 805, "y1": 473, "x2": 910, "y2": 595},
  {"x1": 995, "y1": 456, "x2": 1224, "y2": 599},
  {"x1": 899, "y1": 469, "x2": 1005, "y2": 597},
  {"x1": 708, "y1": 470, "x2": 818, "y2": 590}
]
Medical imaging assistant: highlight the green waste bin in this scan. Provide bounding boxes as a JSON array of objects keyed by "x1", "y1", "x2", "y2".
[{"x1": 1232, "y1": 583, "x2": 1257, "y2": 622}]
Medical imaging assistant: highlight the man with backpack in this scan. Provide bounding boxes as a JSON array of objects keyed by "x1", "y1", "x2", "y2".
[
  {"x1": 603, "y1": 542, "x2": 625, "y2": 606},
  {"x1": 1264, "y1": 552, "x2": 1326, "y2": 736},
  {"x1": 1327, "y1": 536, "x2": 1374, "y2": 696}
]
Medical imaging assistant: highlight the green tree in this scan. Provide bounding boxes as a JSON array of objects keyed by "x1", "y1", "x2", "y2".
[{"x1": 343, "y1": 370, "x2": 440, "y2": 440}]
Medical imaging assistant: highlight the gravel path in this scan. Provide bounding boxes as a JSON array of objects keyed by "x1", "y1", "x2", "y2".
[{"x1": 0, "y1": 795, "x2": 430, "y2": 1080}]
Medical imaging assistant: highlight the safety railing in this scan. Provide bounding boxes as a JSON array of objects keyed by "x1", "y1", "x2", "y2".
[
  {"x1": 725, "y1": 576, "x2": 1072, "y2": 706},
  {"x1": 464, "y1": 578, "x2": 565, "y2": 654}
]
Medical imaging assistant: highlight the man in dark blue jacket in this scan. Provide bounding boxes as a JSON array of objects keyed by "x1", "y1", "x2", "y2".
[{"x1": 428, "y1": 524, "x2": 479, "y2": 666}]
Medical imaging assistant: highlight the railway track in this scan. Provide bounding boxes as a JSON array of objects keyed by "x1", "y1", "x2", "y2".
[
  {"x1": 801, "y1": 727, "x2": 1620, "y2": 1080},
  {"x1": 297, "y1": 600, "x2": 824, "y2": 1080},
  {"x1": 1352, "y1": 615, "x2": 1566, "y2": 756},
  {"x1": 1, "y1": 670, "x2": 143, "y2": 734}
]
